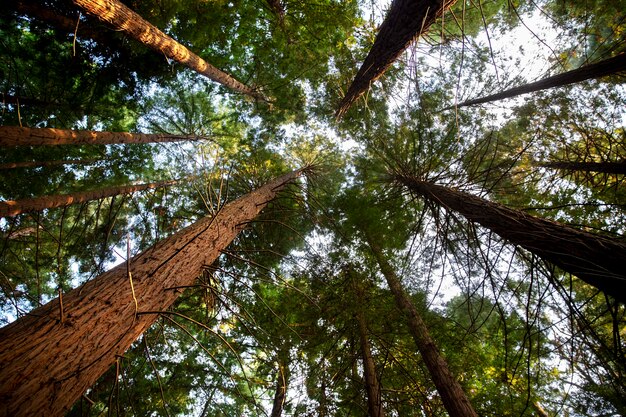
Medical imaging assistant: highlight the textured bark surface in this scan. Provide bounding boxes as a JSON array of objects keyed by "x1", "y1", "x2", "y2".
[
  {"x1": 270, "y1": 357, "x2": 288, "y2": 417},
  {"x1": 0, "y1": 126, "x2": 203, "y2": 147},
  {"x1": 0, "y1": 169, "x2": 302, "y2": 417},
  {"x1": 365, "y1": 235, "x2": 478, "y2": 417},
  {"x1": 452, "y1": 52, "x2": 626, "y2": 108},
  {"x1": 71, "y1": 0, "x2": 266, "y2": 101},
  {"x1": 398, "y1": 175, "x2": 626, "y2": 303},
  {"x1": 0, "y1": 179, "x2": 179, "y2": 218},
  {"x1": 336, "y1": 0, "x2": 457, "y2": 117},
  {"x1": 0, "y1": 158, "x2": 98, "y2": 170},
  {"x1": 356, "y1": 309, "x2": 385, "y2": 417},
  {"x1": 539, "y1": 160, "x2": 626, "y2": 175}
]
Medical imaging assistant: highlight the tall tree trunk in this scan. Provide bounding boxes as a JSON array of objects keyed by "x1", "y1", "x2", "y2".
[
  {"x1": 450, "y1": 52, "x2": 626, "y2": 109},
  {"x1": 363, "y1": 233, "x2": 478, "y2": 417},
  {"x1": 70, "y1": 0, "x2": 267, "y2": 101},
  {"x1": 396, "y1": 174, "x2": 626, "y2": 303},
  {"x1": 0, "y1": 169, "x2": 302, "y2": 417},
  {"x1": 336, "y1": 0, "x2": 457, "y2": 118},
  {"x1": 270, "y1": 353, "x2": 289, "y2": 417},
  {"x1": 1, "y1": 93, "x2": 58, "y2": 108},
  {"x1": 0, "y1": 178, "x2": 179, "y2": 218},
  {"x1": 0, "y1": 158, "x2": 99, "y2": 170},
  {"x1": 0, "y1": 126, "x2": 204, "y2": 147},
  {"x1": 356, "y1": 306, "x2": 385, "y2": 417},
  {"x1": 539, "y1": 160, "x2": 626, "y2": 175}
]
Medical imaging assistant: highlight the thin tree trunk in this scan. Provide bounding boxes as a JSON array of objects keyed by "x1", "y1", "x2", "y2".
[
  {"x1": 0, "y1": 178, "x2": 179, "y2": 218},
  {"x1": 0, "y1": 126, "x2": 205, "y2": 147},
  {"x1": 336, "y1": 0, "x2": 457, "y2": 118},
  {"x1": 396, "y1": 174, "x2": 626, "y2": 303},
  {"x1": 0, "y1": 169, "x2": 302, "y2": 417},
  {"x1": 71, "y1": 0, "x2": 267, "y2": 101},
  {"x1": 270, "y1": 354, "x2": 289, "y2": 417},
  {"x1": 1, "y1": 93, "x2": 58, "y2": 108},
  {"x1": 539, "y1": 160, "x2": 626, "y2": 175},
  {"x1": 363, "y1": 233, "x2": 478, "y2": 417},
  {"x1": 356, "y1": 306, "x2": 385, "y2": 417},
  {"x1": 450, "y1": 52, "x2": 626, "y2": 109},
  {"x1": 0, "y1": 158, "x2": 99, "y2": 170}
]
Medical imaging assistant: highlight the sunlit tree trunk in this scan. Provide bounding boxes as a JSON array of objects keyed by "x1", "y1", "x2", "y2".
[
  {"x1": 451, "y1": 52, "x2": 626, "y2": 108},
  {"x1": 0, "y1": 126, "x2": 205, "y2": 147},
  {"x1": 397, "y1": 174, "x2": 626, "y2": 303},
  {"x1": 539, "y1": 160, "x2": 626, "y2": 175},
  {"x1": 0, "y1": 158, "x2": 99, "y2": 170},
  {"x1": 364, "y1": 233, "x2": 478, "y2": 417},
  {"x1": 336, "y1": 0, "x2": 457, "y2": 117},
  {"x1": 71, "y1": 0, "x2": 267, "y2": 101},
  {"x1": 0, "y1": 169, "x2": 302, "y2": 417},
  {"x1": 0, "y1": 178, "x2": 179, "y2": 218},
  {"x1": 356, "y1": 306, "x2": 385, "y2": 417}
]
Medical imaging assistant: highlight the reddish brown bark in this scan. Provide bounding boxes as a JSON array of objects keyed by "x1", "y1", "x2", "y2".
[
  {"x1": 0, "y1": 126, "x2": 203, "y2": 147},
  {"x1": 364, "y1": 234, "x2": 478, "y2": 417},
  {"x1": 451, "y1": 53, "x2": 626, "y2": 109},
  {"x1": 397, "y1": 175, "x2": 626, "y2": 303},
  {"x1": 0, "y1": 179, "x2": 179, "y2": 218},
  {"x1": 0, "y1": 158, "x2": 99, "y2": 170},
  {"x1": 356, "y1": 308, "x2": 385, "y2": 417},
  {"x1": 71, "y1": 0, "x2": 267, "y2": 101},
  {"x1": 336, "y1": 0, "x2": 457, "y2": 118},
  {"x1": 0, "y1": 169, "x2": 302, "y2": 416}
]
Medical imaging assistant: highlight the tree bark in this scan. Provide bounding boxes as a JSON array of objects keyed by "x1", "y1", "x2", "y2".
[
  {"x1": 356, "y1": 307, "x2": 385, "y2": 417},
  {"x1": 0, "y1": 178, "x2": 179, "y2": 218},
  {"x1": 0, "y1": 126, "x2": 204, "y2": 147},
  {"x1": 396, "y1": 174, "x2": 626, "y2": 303},
  {"x1": 70, "y1": 0, "x2": 267, "y2": 101},
  {"x1": 0, "y1": 169, "x2": 302, "y2": 417},
  {"x1": 450, "y1": 53, "x2": 626, "y2": 109},
  {"x1": 539, "y1": 160, "x2": 626, "y2": 175},
  {"x1": 270, "y1": 355, "x2": 289, "y2": 417},
  {"x1": 336, "y1": 0, "x2": 457, "y2": 118},
  {"x1": 364, "y1": 233, "x2": 478, "y2": 417},
  {"x1": 0, "y1": 158, "x2": 99, "y2": 170}
]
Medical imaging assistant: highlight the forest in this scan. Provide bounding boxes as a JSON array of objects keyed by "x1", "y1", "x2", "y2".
[{"x1": 0, "y1": 0, "x2": 625, "y2": 416}]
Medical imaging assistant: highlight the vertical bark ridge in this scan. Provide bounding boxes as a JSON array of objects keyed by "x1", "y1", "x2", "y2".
[
  {"x1": 0, "y1": 169, "x2": 302, "y2": 417},
  {"x1": 71, "y1": 0, "x2": 267, "y2": 101},
  {"x1": 0, "y1": 126, "x2": 204, "y2": 147},
  {"x1": 356, "y1": 306, "x2": 385, "y2": 417},
  {"x1": 397, "y1": 175, "x2": 626, "y2": 303}
]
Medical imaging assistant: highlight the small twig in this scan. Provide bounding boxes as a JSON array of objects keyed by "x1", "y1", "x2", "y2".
[{"x1": 58, "y1": 288, "x2": 64, "y2": 325}]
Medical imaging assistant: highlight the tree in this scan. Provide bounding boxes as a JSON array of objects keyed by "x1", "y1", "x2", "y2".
[
  {"x1": 70, "y1": 0, "x2": 266, "y2": 101},
  {"x1": 0, "y1": 178, "x2": 180, "y2": 218},
  {"x1": 0, "y1": 168, "x2": 303, "y2": 416},
  {"x1": 0, "y1": 158, "x2": 98, "y2": 170},
  {"x1": 450, "y1": 52, "x2": 626, "y2": 108},
  {"x1": 336, "y1": 0, "x2": 458, "y2": 117},
  {"x1": 395, "y1": 174, "x2": 626, "y2": 303},
  {"x1": 0, "y1": 126, "x2": 207, "y2": 147}
]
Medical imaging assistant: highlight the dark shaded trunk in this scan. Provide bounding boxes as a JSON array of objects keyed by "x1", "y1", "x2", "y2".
[
  {"x1": 70, "y1": 0, "x2": 267, "y2": 101},
  {"x1": 0, "y1": 178, "x2": 179, "y2": 218},
  {"x1": 336, "y1": 0, "x2": 457, "y2": 118},
  {"x1": 539, "y1": 160, "x2": 626, "y2": 175},
  {"x1": 397, "y1": 174, "x2": 626, "y2": 303},
  {"x1": 356, "y1": 308, "x2": 385, "y2": 417},
  {"x1": 364, "y1": 233, "x2": 478, "y2": 417},
  {"x1": 0, "y1": 169, "x2": 302, "y2": 416},
  {"x1": 0, "y1": 126, "x2": 203, "y2": 147},
  {"x1": 450, "y1": 53, "x2": 626, "y2": 109},
  {"x1": 1, "y1": 94, "x2": 59, "y2": 108},
  {"x1": 270, "y1": 355, "x2": 289, "y2": 417},
  {"x1": 0, "y1": 158, "x2": 99, "y2": 170}
]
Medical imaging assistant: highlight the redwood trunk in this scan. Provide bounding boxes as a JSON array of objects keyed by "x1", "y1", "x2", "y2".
[
  {"x1": 270, "y1": 357, "x2": 288, "y2": 417},
  {"x1": 71, "y1": 0, "x2": 266, "y2": 101},
  {"x1": 365, "y1": 234, "x2": 478, "y2": 417},
  {"x1": 0, "y1": 158, "x2": 99, "y2": 170},
  {"x1": 336, "y1": 0, "x2": 457, "y2": 117},
  {"x1": 0, "y1": 169, "x2": 302, "y2": 416},
  {"x1": 397, "y1": 175, "x2": 626, "y2": 303},
  {"x1": 0, "y1": 126, "x2": 203, "y2": 147},
  {"x1": 0, "y1": 178, "x2": 179, "y2": 218},
  {"x1": 539, "y1": 160, "x2": 626, "y2": 175},
  {"x1": 356, "y1": 308, "x2": 385, "y2": 417},
  {"x1": 452, "y1": 53, "x2": 626, "y2": 108}
]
